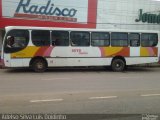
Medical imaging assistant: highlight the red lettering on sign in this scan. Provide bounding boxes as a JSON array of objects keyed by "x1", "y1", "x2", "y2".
[{"x1": 72, "y1": 49, "x2": 81, "y2": 53}]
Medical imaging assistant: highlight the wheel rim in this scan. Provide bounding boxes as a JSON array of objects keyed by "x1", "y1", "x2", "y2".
[
  {"x1": 36, "y1": 62, "x2": 44, "y2": 69},
  {"x1": 116, "y1": 62, "x2": 122, "y2": 68},
  {"x1": 112, "y1": 59, "x2": 125, "y2": 71},
  {"x1": 32, "y1": 59, "x2": 47, "y2": 72}
]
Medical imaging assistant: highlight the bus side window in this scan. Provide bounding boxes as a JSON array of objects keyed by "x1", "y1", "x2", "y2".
[
  {"x1": 91, "y1": 32, "x2": 110, "y2": 46},
  {"x1": 32, "y1": 30, "x2": 50, "y2": 46},
  {"x1": 51, "y1": 31, "x2": 69, "y2": 46},
  {"x1": 70, "y1": 31, "x2": 90, "y2": 46},
  {"x1": 141, "y1": 33, "x2": 158, "y2": 47},
  {"x1": 129, "y1": 33, "x2": 140, "y2": 47},
  {"x1": 111, "y1": 32, "x2": 128, "y2": 47}
]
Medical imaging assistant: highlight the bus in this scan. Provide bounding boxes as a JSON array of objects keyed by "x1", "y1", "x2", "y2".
[{"x1": 1, "y1": 26, "x2": 160, "y2": 72}]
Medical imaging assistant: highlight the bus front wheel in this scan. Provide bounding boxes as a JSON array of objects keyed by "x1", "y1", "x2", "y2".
[
  {"x1": 111, "y1": 59, "x2": 125, "y2": 72},
  {"x1": 32, "y1": 59, "x2": 47, "y2": 72}
]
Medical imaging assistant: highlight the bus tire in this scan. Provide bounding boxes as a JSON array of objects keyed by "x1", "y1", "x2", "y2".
[
  {"x1": 111, "y1": 59, "x2": 125, "y2": 72},
  {"x1": 32, "y1": 58, "x2": 47, "y2": 72}
]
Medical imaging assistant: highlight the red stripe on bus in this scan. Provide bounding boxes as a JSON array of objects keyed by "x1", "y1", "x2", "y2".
[{"x1": 34, "y1": 47, "x2": 50, "y2": 57}]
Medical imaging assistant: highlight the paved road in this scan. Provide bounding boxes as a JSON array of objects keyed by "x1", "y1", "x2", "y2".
[{"x1": 0, "y1": 67, "x2": 160, "y2": 115}]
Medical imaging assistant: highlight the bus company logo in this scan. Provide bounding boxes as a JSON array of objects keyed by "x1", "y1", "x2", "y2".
[
  {"x1": 72, "y1": 49, "x2": 88, "y2": 55},
  {"x1": 14, "y1": 0, "x2": 78, "y2": 22}
]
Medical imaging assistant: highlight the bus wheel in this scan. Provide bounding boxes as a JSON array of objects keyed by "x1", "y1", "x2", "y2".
[
  {"x1": 111, "y1": 59, "x2": 125, "y2": 72},
  {"x1": 32, "y1": 59, "x2": 47, "y2": 72}
]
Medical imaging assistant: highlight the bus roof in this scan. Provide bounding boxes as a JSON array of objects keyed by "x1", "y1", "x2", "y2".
[{"x1": 5, "y1": 26, "x2": 160, "y2": 33}]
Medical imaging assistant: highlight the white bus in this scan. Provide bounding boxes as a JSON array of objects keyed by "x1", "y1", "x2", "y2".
[{"x1": 1, "y1": 26, "x2": 160, "y2": 72}]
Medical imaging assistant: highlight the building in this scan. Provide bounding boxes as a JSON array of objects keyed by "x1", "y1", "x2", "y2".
[{"x1": 0, "y1": 0, "x2": 160, "y2": 49}]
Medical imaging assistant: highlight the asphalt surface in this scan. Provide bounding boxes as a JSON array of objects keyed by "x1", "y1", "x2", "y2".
[{"x1": 0, "y1": 67, "x2": 160, "y2": 119}]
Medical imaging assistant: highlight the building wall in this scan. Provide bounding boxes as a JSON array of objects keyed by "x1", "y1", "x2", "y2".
[
  {"x1": 97, "y1": 0, "x2": 160, "y2": 30},
  {"x1": 0, "y1": 0, "x2": 160, "y2": 49},
  {"x1": 0, "y1": 30, "x2": 2, "y2": 52},
  {"x1": 0, "y1": 0, "x2": 159, "y2": 30},
  {"x1": 0, "y1": 0, "x2": 97, "y2": 49},
  {"x1": 0, "y1": 0, "x2": 97, "y2": 28}
]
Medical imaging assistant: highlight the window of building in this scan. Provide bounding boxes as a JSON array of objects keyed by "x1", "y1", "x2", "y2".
[
  {"x1": 129, "y1": 33, "x2": 140, "y2": 47},
  {"x1": 52, "y1": 31, "x2": 69, "y2": 46},
  {"x1": 91, "y1": 32, "x2": 110, "y2": 46},
  {"x1": 70, "y1": 31, "x2": 90, "y2": 46},
  {"x1": 141, "y1": 33, "x2": 158, "y2": 47},
  {"x1": 4, "y1": 29, "x2": 29, "y2": 53},
  {"x1": 111, "y1": 32, "x2": 128, "y2": 47},
  {"x1": 32, "y1": 30, "x2": 50, "y2": 46}
]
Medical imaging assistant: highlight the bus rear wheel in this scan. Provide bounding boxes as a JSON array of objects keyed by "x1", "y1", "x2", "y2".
[
  {"x1": 32, "y1": 59, "x2": 47, "y2": 72},
  {"x1": 111, "y1": 59, "x2": 125, "y2": 72}
]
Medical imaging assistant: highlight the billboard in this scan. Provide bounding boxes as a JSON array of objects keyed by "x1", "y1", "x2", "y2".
[{"x1": 0, "y1": 0, "x2": 97, "y2": 28}]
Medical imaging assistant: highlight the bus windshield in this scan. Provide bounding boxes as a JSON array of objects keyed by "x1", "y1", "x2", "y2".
[{"x1": 4, "y1": 29, "x2": 29, "y2": 53}]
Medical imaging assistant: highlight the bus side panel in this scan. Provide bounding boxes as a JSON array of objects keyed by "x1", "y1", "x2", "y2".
[
  {"x1": 22, "y1": 58, "x2": 31, "y2": 67},
  {"x1": 50, "y1": 47, "x2": 102, "y2": 58},
  {"x1": 10, "y1": 58, "x2": 23, "y2": 67},
  {"x1": 126, "y1": 57, "x2": 158, "y2": 65},
  {"x1": 140, "y1": 47, "x2": 158, "y2": 57},
  {"x1": 130, "y1": 47, "x2": 140, "y2": 57},
  {"x1": 158, "y1": 33, "x2": 160, "y2": 63},
  {"x1": 47, "y1": 58, "x2": 112, "y2": 67},
  {"x1": 3, "y1": 54, "x2": 11, "y2": 67}
]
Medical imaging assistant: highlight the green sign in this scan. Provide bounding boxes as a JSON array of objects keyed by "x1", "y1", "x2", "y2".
[{"x1": 135, "y1": 9, "x2": 160, "y2": 24}]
